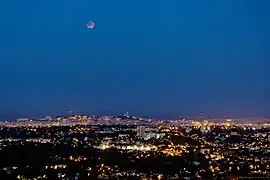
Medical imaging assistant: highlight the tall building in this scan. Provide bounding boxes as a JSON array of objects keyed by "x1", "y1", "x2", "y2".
[
  {"x1": 82, "y1": 116, "x2": 88, "y2": 125},
  {"x1": 137, "y1": 126, "x2": 145, "y2": 138}
]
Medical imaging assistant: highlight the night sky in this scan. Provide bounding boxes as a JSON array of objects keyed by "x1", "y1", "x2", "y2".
[{"x1": 0, "y1": 0, "x2": 269, "y2": 119}]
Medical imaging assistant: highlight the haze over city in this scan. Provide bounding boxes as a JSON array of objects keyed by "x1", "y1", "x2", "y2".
[{"x1": 0, "y1": 0, "x2": 269, "y2": 119}]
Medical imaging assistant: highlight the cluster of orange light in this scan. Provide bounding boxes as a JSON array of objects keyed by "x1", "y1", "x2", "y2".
[{"x1": 69, "y1": 156, "x2": 87, "y2": 162}]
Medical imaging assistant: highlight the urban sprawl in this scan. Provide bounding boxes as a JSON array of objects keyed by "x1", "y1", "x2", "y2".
[{"x1": 1, "y1": 113, "x2": 270, "y2": 179}]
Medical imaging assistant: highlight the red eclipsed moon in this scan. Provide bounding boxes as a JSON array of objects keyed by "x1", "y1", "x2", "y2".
[{"x1": 86, "y1": 21, "x2": 95, "y2": 28}]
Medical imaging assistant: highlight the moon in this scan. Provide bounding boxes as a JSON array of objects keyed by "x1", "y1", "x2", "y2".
[{"x1": 86, "y1": 21, "x2": 95, "y2": 28}]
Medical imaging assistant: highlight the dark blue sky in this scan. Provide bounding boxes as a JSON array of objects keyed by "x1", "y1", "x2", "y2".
[{"x1": 0, "y1": 0, "x2": 269, "y2": 118}]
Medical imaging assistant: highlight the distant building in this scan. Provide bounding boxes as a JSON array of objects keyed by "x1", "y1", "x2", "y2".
[
  {"x1": 40, "y1": 116, "x2": 52, "y2": 121},
  {"x1": 145, "y1": 132, "x2": 157, "y2": 140},
  {"x1": 45, "y1": 116, "x2": 52, "y2": 120},
  {"x1": 137, "y1": 126, "x2": 145, "y2": 138},
  {"x1": 17, "y1": 118, "x2": 29, "y2": 122},
  {"x1": 225, "y1": 119, "x2": 233, "y2": 126}
]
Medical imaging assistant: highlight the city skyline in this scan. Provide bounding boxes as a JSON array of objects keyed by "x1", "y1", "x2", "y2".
[{"x1": 0, "y1": 0, "x2": 269, "y2": 118}]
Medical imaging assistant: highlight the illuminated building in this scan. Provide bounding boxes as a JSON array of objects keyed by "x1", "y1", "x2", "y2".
[
  {"x1": 145, "y1": 132, "x2": 157, "y2": 140},
  {"x1": 225, "y1": 119, "x2": 232, "y2": 126},
  {"x1": 137, "y1": 126, "x2": 145, "y2": 138},
  {"x1": 82, "y1": 116, "x2": 88, "y2": 125},
  {"x1": 17, "y1": 118, "x2": 29, "y2": 122}
]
